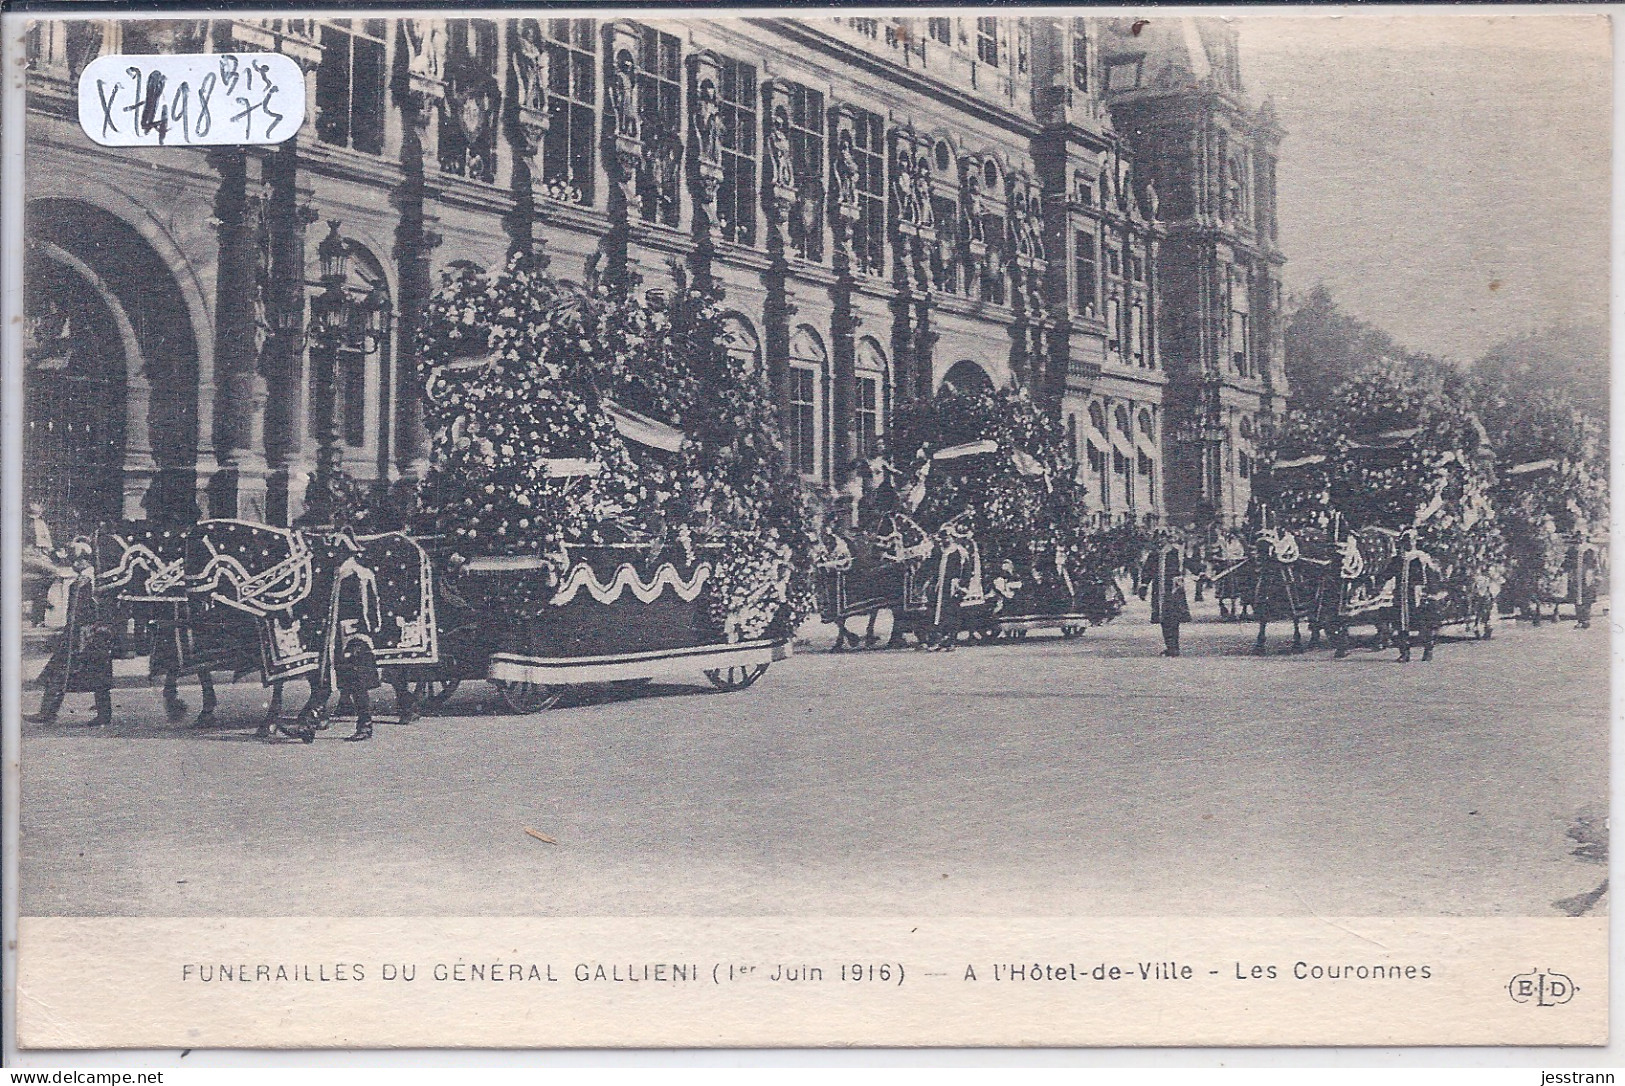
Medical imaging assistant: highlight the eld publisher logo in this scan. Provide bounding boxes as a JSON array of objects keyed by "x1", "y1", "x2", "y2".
[{"x1": 1509, "y1": 969, "x2": 1577, "y2": 1007}]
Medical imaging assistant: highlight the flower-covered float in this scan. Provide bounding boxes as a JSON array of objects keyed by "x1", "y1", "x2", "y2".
[
  {"x1": 1255, "y1": 359, "x2": 1507, "y2": 657},
  {"x1": 829, "y1": 383, "x2": 1127, "y2": 647},
  {"x1": 408, "y1": 254, "x2": 811, "y2": 711}
]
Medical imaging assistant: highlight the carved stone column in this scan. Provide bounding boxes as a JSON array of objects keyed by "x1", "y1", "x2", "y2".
[
  {"x1": 504, "y1": 18, "x2": 550, "y2": 258},
  {"x1": 600, "y1": 21, "x2": 644, "y2": 292},
  {"x1": 395, "y1": 23, "x2": 448, "y2": 486},
  {"x1": 686, "y1": 50, "x2": 725, "y2": 291},
  {"x1": 760, "y1": 80, "x2": 801, "y2": 413},
  {"x1": 204, "y1": 146, "x2": 271, "y2": 521}
]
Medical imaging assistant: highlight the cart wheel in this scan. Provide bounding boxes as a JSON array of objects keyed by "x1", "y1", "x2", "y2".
[
  {"x1": 705, "y1": 663, "x2": 769, "y2": 692},
  {"x1": 494, "y1": 680, "x2": 562, "y2": 714},
  {"x1": 413, "y1": 678, "x2": 461, "y2": 709}
]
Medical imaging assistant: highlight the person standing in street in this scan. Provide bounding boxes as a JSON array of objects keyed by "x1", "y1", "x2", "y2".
[
  {"x1": 27, "y1": 541, "x2": 114, "y2": 726},
  {"x1": 1572, "y1": 527, "x2": 1601, "y2": 630},
  {"x1": 23, "y1": 502, "x2": 60, "y2": 626},
  {"x1": 1143, "y1": 531, "x2": 1191, "y2": 657}
]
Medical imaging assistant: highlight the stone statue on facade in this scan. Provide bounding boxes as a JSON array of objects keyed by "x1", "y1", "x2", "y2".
[
  {"x1": 892, "y1": 150, "x2": 916, "y2": 224},
  {"x1": 914, "y1": 161, "x2": 935, "y2": 229},
  {"x1": 1011, "y1": 190, "x2": 1032, "y2": 256},
  {"x1": 512, "y1": 20, "x2": 549, "y2": 116},
  {"x1": 1142, "y1": 178, "x2": 1160, "y2": 221},
  {"x1": 766, "y1": 106, "x2": 796, "y2": 190},
  {"x1": 693, "y1": 77, "x2": 722, "y2": 164},
  {"x1": 404, "y1": 19, "x2": 445, "y2": 84},
  {"x1": 609, "y1": 48, "x2": 640, "y2": 140},
  {"x1": 834, "y1": 129, "x2": 859, "y2": 210},
  {"x1": 965, "y1": 170, "x2": 986, "y2": 243}
]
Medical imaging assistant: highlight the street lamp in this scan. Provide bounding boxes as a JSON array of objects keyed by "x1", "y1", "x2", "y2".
[{"x1": 303, "y1": 220, "x2": 351, "y2": 527}]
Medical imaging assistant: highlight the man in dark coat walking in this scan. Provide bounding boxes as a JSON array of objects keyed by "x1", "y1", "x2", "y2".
[
  {"x1": 27, "y1": 541, "x2": 114, "y2": 726},
  {"x1": 1143, "y1": 531, "x2": 1191, "y2": 657}
]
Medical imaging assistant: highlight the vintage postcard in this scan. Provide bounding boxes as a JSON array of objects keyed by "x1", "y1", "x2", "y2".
[{"x1": 4, "y1": 7, "x2": 1610, "y2": 1049}]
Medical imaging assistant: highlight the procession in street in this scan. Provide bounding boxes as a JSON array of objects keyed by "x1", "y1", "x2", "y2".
[{"x1": 17, "y1": 15, "x2": 1609, "y2": 928}]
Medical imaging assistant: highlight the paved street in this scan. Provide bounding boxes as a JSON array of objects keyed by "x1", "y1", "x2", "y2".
[{"x1": 20, "y1": 599, "x2": 1608, "y2": 918}]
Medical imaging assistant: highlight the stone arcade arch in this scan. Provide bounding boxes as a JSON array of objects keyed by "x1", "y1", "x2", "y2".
[{"x1": 24, "y1": 199, "x2": 204, "y2": 530}]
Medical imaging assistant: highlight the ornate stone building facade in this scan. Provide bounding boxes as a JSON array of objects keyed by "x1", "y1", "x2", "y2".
[{"x1": 21, "y1": 15, "x2": 1284, "y2": 533}]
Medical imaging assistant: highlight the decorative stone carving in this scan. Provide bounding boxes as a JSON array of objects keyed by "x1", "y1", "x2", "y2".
[
  {"x1": 687, "y1": 53, "x2": 725, "y2": 240},
  {"x1": 441, "y1": 72, "x2": 501, "y2": 182},
  {"x1": 405, "y1": 18, "x2": 446, "y2": 84},
  {"x1": 509, "y1": 19, "x2": 550, "y2": 157},
  {"x1": 964, "y1": 169, "x2": 986, "y2": 243},
  {"x1": 603, "y1": 24, "x2": 645, "y2": 211},
  {"x1": 512, "y1": 21, "x2": 548, "y2": 115},
  {"x1": 609, "y1": 47, "x2": 639, "y2": 140},
  {"x1": 766, "y1": 105, "x2": 795, "y2": 190},
  {"x1": 892, "y1": 148, "x2": 917, "y2": 226},
  {"x1": 833, "y1": 128, "x2": 859, "y2": 212},
  {"x1": 693, "y1": 76, "x2": 722, "y2": 166},
  {"x1": 914, "y1": 160, "x2": 935, "y2": 230}
]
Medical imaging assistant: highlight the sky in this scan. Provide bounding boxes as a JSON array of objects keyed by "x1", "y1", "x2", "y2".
[{"x1": 1235, "y1": 13, "x2": 1611, "y2": 363}]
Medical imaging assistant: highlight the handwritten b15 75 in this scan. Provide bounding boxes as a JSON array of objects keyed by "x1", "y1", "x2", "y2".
[{"x1": 78, "y1": 52, "x2": 305, "y2": 148}]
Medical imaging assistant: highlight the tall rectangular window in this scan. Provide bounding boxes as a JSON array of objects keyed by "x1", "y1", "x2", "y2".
[
  {"x1": 635, "y1": 24, "x2": 682, "y2": 226},
  {"x1": 976, "y1": 17, "x2": 999, "y2": 66},
  {"x1": 855, "y1": 376, "x2": 879, "y2": 460},
  {"x1": 717, "y1": 56, "x2": 757, "y2": 246},
  {"x1": 542, "y1": 19, "x2": 596, "y2": 205},
  {"x1": 1072, "y1": 17, "x2": 1090, "y2": 92},
  {"x1": 928, "y1": 18, "x2": 953, "y2": 45},
  {"x1": 316, "y1": 20, "x2": 385, "y2": 154},
  {"x1": 789, "y1": 366, "x2": 818, "y2": 476},
  {"x1": 786, "y1": 82, "x2": 825, "y2": 262},
  {"x1": 1107, "y1": 297, "x2": 1121, "y2": 353},
  {"x1": 1130, "y1": 302, "x2": 1146, "y2": 366},
  {"x1": 1074, "y1": 231, "x2": 1097, "y2": 314},
  {"x1": 849, "y1": 110, "x2": 886, "y2": 276}
]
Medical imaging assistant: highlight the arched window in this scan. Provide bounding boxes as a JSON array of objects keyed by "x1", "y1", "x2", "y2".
[
  {"x1": 854, "y1": 337, "x2": 889, "y2": 460},
  {"x1": 941, "y1": 359, "x2": 994, "y2": 394},
  {"x1": 1114, "y1": 404, "x2": 1131, "y2": 438},
  {"x1": 787, "y1": 326, "x2": 827, "y2": 480},
  {"x1": 1088, "y1": 401, "x2": 1106, "y2": 435},
  {"x1": 1137, "y1": 408, "x2": 1155, "y2": 441}
]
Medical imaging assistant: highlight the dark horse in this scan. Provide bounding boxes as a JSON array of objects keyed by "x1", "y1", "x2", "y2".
[
  {"x1": 93, "y1": 522, "x2": 229, "y2": 726},
  {"x1": 181, "y1": 521, "x2": 432, "y2": 741},
  {"x1": 1245, "y1": 528, "x2": 1330, "y2": 655},
  {"x1": 817, "y1": 512, "x2": 935, "y2": 651}
]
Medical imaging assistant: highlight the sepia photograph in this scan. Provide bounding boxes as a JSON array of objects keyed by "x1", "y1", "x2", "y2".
[{"x1": 4, "y1": 6, "x2": 1611, "y2": 1050}]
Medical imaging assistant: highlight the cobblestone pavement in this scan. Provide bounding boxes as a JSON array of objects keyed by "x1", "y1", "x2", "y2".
[{"x1": 19, "y1": 599, "x2": 1609, "y2": 918}]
